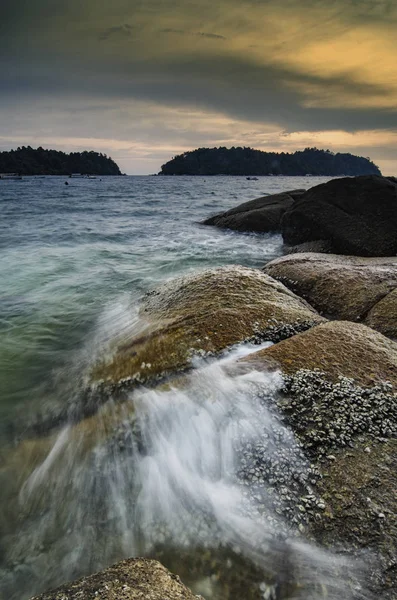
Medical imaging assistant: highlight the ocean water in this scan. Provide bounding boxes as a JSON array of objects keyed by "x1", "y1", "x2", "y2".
[
  {"x1": 0, "y1": 175, "x2": 330, "y2": 429},
  {"x1": 1, "y1": 174, "x2": 365, "y2": 600}
]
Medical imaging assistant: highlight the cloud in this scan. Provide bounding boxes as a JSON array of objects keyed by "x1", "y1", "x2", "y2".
[
  {"x1": 160, "y1": 28, "x2": 186, "y2": 34},
  {"x1": 0, "y1": 0, "x2": 397, "y2": 173},
  {"x1": 196, "y1": 32, "x2": 226, "y2": 40},
  {"x1": 99, "y1": 24, "x2": 134, "y2": 41},
  {"x1": 0, "y1": 95, "x2": 394, "y2": 175},
  {"x1": 160, "y1": 28, "x2": 226, "y2": 40}
]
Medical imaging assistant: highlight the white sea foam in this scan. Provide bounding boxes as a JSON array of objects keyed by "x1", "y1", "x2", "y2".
[{"x1": 9, "y1": 347, "x2": 369, "y2": 599}]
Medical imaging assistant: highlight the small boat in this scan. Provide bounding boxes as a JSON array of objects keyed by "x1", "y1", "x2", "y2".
[
  {"x1": 69, "y1": 173, "x2": 87, "y2": 178},
  {"x1": 246, "y1": 176, "x2": 258, "y2": 181},
  {"x1": 0, "y1": 173, "x2": 22, "y2": 180}
]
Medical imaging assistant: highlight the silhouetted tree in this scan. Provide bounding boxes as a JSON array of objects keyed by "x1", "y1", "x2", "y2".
[
  {"x1": 159, "y1": 147, "x2": 381, "y2": 176},
  {"x1": 0, "y1": 147, "x2": 122, "y2": 175}
]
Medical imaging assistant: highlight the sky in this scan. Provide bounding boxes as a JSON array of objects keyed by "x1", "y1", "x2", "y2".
[{"x1": 1, "y1": 0, "x2": 397, "y2": 174}]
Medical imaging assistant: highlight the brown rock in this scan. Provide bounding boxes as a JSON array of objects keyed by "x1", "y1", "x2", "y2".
[
  {"x1": 264, "y1": 253, "x2": 397, "y2": 329},
  {"x1": 311, "y1": 439, "x2": 397, "y2": 600},
  {"x1": 30, "y1": 558, "x2": 199, "y2": 600},
  {"x1": 366, "y1": 288, "x2": 397, "y2": 340},
  {"x1": 91, "y1": 266, "x2": 324, "y2": 389},
  {"x1": 242, "y1": 320, "x2": 397, "y2": 388}
]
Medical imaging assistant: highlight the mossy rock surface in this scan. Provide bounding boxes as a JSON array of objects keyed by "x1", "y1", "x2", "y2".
[
  {"x1": 264, "y1": 253, "x2": 397, "y2": 330},
  {"x1": 91, "y1": 266, "x2": 323, "y2": 388},
  {"x1": 30, "y1": 558, "x2": 199, "y2": 600},
  {"x1": 366, "y1": 287, "x2": 397, "y2": 340},
  {"x1": 311, "y1": 439, "x2": 397, "y2": 599},
  {"x1": 243, "y1": 320, "x2": 397, "y2": 388},
  {"x1": 268, "y1": 366, "x2": 397, "y2": 598}
]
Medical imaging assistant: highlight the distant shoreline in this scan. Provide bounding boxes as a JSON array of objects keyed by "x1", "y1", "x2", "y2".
[
  {"x1": 160, "y1": 146, "x2": 381, "y2": 177},
  {"x1": 0, "y1": 147, "x2": 122, "y2": 176}
]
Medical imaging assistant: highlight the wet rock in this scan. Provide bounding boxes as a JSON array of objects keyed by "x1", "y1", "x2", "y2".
[
  {"x1": 155, "y1": 546, "x2": 275, "y2": 600},
  {"x1": 90, "y1": 266, "x2": 324, "y2": 391},
  {"x1": 281, "y1": 175, "x2": 397, "y2": 256},
  {"x1": 242, "y1": 320, "x2": 397, "y2": 388},
  {"x1": 263, "y1": 253, "x2": 397, "y2": 334},
  {"x1": 310, "y1": 438, "x2": 397, "y2": 600},
  {"x1": 267, "y1": 367, "x2": 397, "y2": 599},
  {"x1": 312, "y1": 436, "x2": 397, "y2": 552},
  {"x1": 30, "y1": 557, "x2": 201, "y2": 599},
  {"x1": 201, "y1": 190, "x2": 305, "y2": 233},
  {"x1": 277, "y1": 370, "x2": 396, "y2": 457}
]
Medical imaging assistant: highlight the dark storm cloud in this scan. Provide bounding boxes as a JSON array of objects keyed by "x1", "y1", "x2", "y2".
[
  {"x1": 99, "y1": 24, "x2": 134, "y2": 41},
  {"x1": 1, "y1": 0, "x2": 397, "y2": 174},
  {"x1": 160, "y1": 28, "x2": 186, "y2": 34},
  {"x1": 160, "y1": 29, "x2": 226, "y2": 40},
  {"x1": 196, "y1": 32, "x2": 226, "y2": 40},
  {"x1": 0, "y1": 46, "x2": 394, "y2": 134}
]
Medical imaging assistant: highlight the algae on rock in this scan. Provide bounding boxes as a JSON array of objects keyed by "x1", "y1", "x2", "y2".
[
  {"x1": 91, "y1": 266, "x2": 324, "y2": 390},
  {"x1": 242, "y1": 320, "x2": 397, "y2": 388},
  {"x1": 366, "y1": 288, "x2": 397, "y2": 340}
]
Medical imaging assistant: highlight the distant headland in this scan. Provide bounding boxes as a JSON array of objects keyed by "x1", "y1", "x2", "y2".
[
  {"x1": 0, "y1": 147, "x2": 122, "y2": 176},
  {"x1": 159, "y1": 147, "x2": 381, "y2": 176}
]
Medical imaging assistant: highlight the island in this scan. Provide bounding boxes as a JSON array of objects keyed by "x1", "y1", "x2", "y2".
[
  {"x1": 0, "y1": 147, "x2": 122, "y2": 176},
  {"x1": 159, "y1": 146, "x2": 381, "y2": 176}
]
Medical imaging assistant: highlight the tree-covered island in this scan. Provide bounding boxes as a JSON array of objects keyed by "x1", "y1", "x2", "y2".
[
  {"x1": 160, "y1": 147, "x2": 381, "y2": 176},
  {"x1": 0, "y1": 147, "x2": 122, "y2": 175}
]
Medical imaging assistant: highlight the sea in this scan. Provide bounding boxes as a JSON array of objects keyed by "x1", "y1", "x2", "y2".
[{"x1": 0, "y1": 175, "x2": 363, "y2": 600}]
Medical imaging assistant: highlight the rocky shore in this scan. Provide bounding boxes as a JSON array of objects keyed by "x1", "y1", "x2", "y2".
[
  {"x1": 29, "y1": 175, "x2": 397, "y2": 599},
  {"x1": 203, "y1": 174, "x2": 397, "y2": 257},
  {"x1": 30, "y1": 558, "x2": 202, "y2": 600}
]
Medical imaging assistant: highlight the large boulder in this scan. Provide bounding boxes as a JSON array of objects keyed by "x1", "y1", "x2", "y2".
[
  {"x1": 30, "y1": 558, "x2": 199, "y2": 600},
  {"x1": 241, "y1": 321, "x2": 397, "y2": 597},
  {"x1": 242, "y1": 320, "x2": 397, "y2": 388},
  {"x1": 366, "y1": 288, "x2": 397, "y2": 339},
  {"x1": 263, "y1": 253, "x2": 397, "y2": 335},
  {"x1": 281, "y1": 175, "x2": 397, "y2": 256},
  {"x1": 202, "y1": 189, "x2": 305, "y2": 232},
  {"x1": 90, "y1": 266, "x2": 324, "y2": 390},
  {"x1": 310, "y1": 438, "x2": 397, "y2": 600}
]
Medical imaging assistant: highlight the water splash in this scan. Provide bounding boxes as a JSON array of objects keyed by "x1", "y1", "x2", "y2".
[{"x1": 1, "y1": 345, "x2": 369, "y2": 599}]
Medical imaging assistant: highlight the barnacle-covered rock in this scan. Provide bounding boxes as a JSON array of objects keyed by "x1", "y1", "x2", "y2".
[
  {"x1": 30, "y1": 558, "x2": 200, "y2": 600},
  {"x1": 243, "y1": 320, "x2": 397, "y2": 388}
]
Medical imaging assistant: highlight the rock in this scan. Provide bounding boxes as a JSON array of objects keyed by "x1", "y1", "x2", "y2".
[
  {"x1": 311, "y1": 439, "x2": 397, "y2": 600},
  {"x1": 366, "y1": 288, "x2": 397, "y2": 339},
  {"x1": 281, "y1": 175, "x2": 397, "y2": 256},
  {"x1": 263, "y1": 253, "x2": 397, "y2": 332},
  {"x1": 90, "y1": 266, "x2": 324, "y2": 390},
  {"x1": 276, "y1": 369, "x2": 396, "y2": 457},
  {"x1": 282, "y1": 240, "x2": 333, "y2": 254},
  {"x1": 201, "y1": 190, "x2": 305, "y2": 232},
  {"x1": 242, "y1": 320, "x2": 397, "y2": 388},
  {"x1": 311, "y1": 441, "x2": 397, "y2": 549},
  {"x1": 270, "y1": 366, "x2": 397, "y2": 599},
  {"x1": 30, "y1": 557, "x2": 200, "y2": 599},
  {"x1": 239, "y1": 324, "x2": 397, "y2": 598}
]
